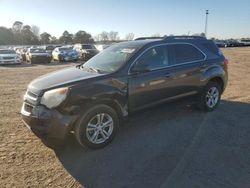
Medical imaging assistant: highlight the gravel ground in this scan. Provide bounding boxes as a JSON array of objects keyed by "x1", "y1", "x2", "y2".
[{"x1": 0, "y1": 47, "x2": 249, "y2": 188}]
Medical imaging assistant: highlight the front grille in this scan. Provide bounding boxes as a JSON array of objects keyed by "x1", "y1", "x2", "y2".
[{"x1": 24, "y1": 103, "x2": 33, "y2": 113}]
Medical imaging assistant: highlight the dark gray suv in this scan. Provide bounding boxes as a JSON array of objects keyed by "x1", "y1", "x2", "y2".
[{"x1": 21, "y1": 36, "x2": 228, "y2": 149}]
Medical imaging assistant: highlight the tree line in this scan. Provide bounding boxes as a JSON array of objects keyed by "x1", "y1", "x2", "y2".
[{"x1": 0, "y1": 21, "x2": 135, "y2": 45}]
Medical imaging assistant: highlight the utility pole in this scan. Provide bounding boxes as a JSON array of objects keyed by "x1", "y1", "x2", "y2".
[{"x1": 205, "y1": 10, "x2": 209, "y2": 37}]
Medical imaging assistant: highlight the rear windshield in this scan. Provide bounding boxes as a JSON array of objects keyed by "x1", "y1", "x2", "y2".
[
  {"x1": 30, "y1": 49, "x2": 46, "y2": 53},
  {"x1": 0, "y1": 50, "x2": 16, "y2": 54},
  {"x1": 46, "y1": 46, "x2": 55, "y2": 50},
  {"x1": 59, "y1": 47, "x2": 73, "y2": 51}
]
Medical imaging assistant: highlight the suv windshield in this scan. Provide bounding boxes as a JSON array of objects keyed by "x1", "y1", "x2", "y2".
[
  {"x1": 81, "y1": 45, "x2": 136, "y2": 73},
  {"x1": 82, "y1": 45, "x2": 96, "y2": 49},
  {"x1": 30, "y1": 49, "x2": 46, "y2": 53},
  {"x1": 46, "y1": 46, "x2": 55, "y2": 50},
  {"x1": 59, "y1": 47, "x2": 73, "y2": 52},
  {"x1": 0, "y1": 50, "x2": 16, "y2": 54}
]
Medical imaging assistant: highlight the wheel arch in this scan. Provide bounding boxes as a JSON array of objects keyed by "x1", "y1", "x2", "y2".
[
  {"x1": 70, "y1": 98, "x2": 127, "y2": 130},
  {"x1": 201, "y1": 65, "x2": 227, "y2": 93},
  {"x1": 209, "y1": 76, "x2": 224, "y2": 91}
]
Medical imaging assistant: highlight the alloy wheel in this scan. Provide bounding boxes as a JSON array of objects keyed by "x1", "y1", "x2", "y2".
[
  {"x1": 86, "y1": 113, "x2": 114, "y2": 144},
  {"x1": 206, "y1": 87, "x2": 219, "y2": 108}
]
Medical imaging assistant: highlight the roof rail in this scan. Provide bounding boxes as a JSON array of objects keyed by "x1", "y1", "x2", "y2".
[
  {"x1": 164, "y1": 36, "x2": 206, "y2": 40},
  {"x1": 134, "y1": 36, "x2": 207, "y2": 41},
  {"x1": 134, "y1": 37, "x2": 163, "y2": 40}
]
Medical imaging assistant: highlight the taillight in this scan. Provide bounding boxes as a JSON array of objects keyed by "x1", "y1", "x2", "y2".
[{"x1": 224, "y1": 58, "x2": 229, "y2": 70}]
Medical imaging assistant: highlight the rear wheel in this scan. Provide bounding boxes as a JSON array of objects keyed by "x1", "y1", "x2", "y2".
[
  {"x1": 75, "y1": 104, "x2": 119, "y2": 149},
  {"x1": 197, "y1": 81, "x2": 222, "y2": 111}
]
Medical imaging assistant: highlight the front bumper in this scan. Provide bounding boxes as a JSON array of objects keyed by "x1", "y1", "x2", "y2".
[
  {"x1": 21, "y1": 103, "x2": 77, "y2": 139},
  {"x1": 62, "y1": 55, "x2": 78, "y2": 61},
  {"x1": 30, "y1": 56, "x2": 51, "y2": 63},
  {"x1": 0, "y1": 60, "x2": 21, "y2": 65}
]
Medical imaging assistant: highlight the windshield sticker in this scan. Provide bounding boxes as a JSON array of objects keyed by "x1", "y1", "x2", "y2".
[{"x1": 120, "y1": 48, "x2": 135, "y2": 54}]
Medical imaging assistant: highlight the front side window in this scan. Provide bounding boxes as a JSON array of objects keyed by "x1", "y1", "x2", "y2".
[
  {"x1": 135, "y1": 46, "x2": 169, "y2": 70},
  {"x1": 169, "y1": 44, "x2": 205, "y2": 65}
]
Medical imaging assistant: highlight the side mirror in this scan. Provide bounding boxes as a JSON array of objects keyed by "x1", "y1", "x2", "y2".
[{"x1": 131, "y1": 63, "x2": 150, "y2": 73}]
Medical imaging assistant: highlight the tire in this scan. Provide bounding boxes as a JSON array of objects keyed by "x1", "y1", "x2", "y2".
[
  {"x1": 58, "y1": 55, "x2": 63, "y2": 62},
  {"x1": 75, "y1": 104, "x2": 119, "y2": 149},
  {"x1": 197, "y1": 81, "x2": 222, "y2": 111}
]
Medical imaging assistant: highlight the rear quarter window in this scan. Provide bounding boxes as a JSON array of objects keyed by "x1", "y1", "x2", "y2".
[
  {"x1": 202, "y1": 42, "x2": 222, "y2": 56},
  {"x1": 168, "y1": 44, "x2": 205, "y2": 65}
]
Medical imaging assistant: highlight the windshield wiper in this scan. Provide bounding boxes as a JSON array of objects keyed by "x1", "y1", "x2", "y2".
[
  {"x1": 77, "y1": 64, "x2": 103, "y2": 73},
  {"x1": 88, "y1": 67, "x2": 102, "y2": 73}
]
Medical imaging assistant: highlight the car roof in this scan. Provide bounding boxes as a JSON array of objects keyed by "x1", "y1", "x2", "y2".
[
  {"x1": 115, "y1": 39, "x2": 161, "y2": 49},
  {"x1": 115, "y1": 36, "x2": 210, "y2": 49}
]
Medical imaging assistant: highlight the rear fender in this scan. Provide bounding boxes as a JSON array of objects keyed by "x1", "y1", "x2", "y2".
[{"x1": 200, "y1": 65, "x2": 227, "y2": 91}]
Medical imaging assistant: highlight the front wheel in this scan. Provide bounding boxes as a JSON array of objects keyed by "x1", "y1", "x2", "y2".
[
  {"x1": 75, "y1": 105, "x2": 119, "y2": 149},
  {"x1": 197, "y1": 82, "x2": 222, "y2": 111}
]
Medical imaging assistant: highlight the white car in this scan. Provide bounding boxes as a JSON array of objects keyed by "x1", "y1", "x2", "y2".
[
  {"x1": 0, "y1": 49, "x2": 22, "y2": 65},
  {"x1": 52, "y1": 47, "x2": 78, "y2": 62}
]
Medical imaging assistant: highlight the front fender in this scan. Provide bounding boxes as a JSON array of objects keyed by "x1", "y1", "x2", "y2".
[{"x1": 63, "y1": 78, "x2": 128, "y2": 118}]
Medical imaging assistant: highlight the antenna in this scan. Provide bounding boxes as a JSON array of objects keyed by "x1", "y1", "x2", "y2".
[{"x1": 205, "y1": 10, "x2": 209, "y2": 37}]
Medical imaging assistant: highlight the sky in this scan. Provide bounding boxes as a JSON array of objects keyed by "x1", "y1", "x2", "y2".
[{"x1": 0, "y1": 0, "x2": 250, "y2": 39}]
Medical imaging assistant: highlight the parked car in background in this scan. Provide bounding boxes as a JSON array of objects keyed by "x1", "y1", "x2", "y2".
[
  {"x1": 20, "y1": 48, "x2": 28, "y2": 61},
  {"x1": 42, "y1": 45, "x2": 56, "y2": 54},
  {"x1": 240, "y1": 39, "x2": 250, "y2": 46},
  {"x1": 52, "y1": 46, "x2": 78, "y2": 62},
  {"x1": 21, "y1": 36, "x2": 228, "y2": 149},
  {"x1": 15, "y1": 48, "x2": 23, "y2": 59},
  {"x1": 26, "y1": 48, "x2": 51, "y2": 64},
  {"x1": 74, "y1": 44, "x2": 99, "y2": 61},
  {"x1": 214, "y1": 40, "x2": 228, "y2": 48},
  {"x1": 225, "y1": 39, "x2": 241, "y2": 47},
  {"x1": 0, "y1": 49, "x2": 22, "y2": 65}
]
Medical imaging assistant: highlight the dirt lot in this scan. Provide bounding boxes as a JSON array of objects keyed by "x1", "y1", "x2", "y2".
[{"x1": 0, "y1": 48, "x2": 249, "y2": 188}]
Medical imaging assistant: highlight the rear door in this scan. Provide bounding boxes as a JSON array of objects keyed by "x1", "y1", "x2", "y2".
[{"x1": 166, "y1": 43, "x2": 206, "y2": 95}]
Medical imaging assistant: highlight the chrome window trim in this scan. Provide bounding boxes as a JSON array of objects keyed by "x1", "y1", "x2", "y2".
[{"x1": 128, "y1": 42, "x2": 207, "y2": 74}]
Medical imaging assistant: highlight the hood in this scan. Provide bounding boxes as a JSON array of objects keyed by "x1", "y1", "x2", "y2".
[{"x1": 28, "y1": 66, "x2": 104, "y2": 92}]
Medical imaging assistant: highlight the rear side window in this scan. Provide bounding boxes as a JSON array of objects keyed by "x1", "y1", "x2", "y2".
[
  {"x1": 168, "y1": 44, "x2": 205, "y2": 65},
  {"x1": 202, "y1": 42, "x2": 221, "y2": 56}
]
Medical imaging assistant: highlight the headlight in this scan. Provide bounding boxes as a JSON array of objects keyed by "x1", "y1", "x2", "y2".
[{"x1": 41, "y1": 87, "x2": 69, "y2": 109}]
